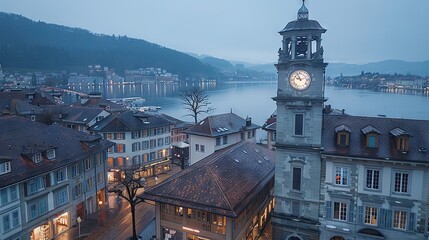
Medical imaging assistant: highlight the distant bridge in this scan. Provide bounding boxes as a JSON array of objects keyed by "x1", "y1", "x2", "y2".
[{"x1": 42, "y1": 87, "x2": 88, "y2": 98}]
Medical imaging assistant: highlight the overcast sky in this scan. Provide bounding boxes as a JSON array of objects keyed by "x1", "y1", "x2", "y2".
[{"x1": 1, "y1": 0, "x2": 428, "y2": 64}]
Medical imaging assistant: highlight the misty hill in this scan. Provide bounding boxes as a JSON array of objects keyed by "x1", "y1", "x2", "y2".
[
  {"x1": 246, "y1": 60, "x2": 429, "y2": 78},
  {"x1": 0, "y1": 12, "x2": 217, "y2": 78}
]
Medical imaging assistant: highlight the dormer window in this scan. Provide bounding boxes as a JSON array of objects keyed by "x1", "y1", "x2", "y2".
[
  {"x1": 33, "y1": 153, "x2": 42, "y2": 163},
  {"x1": 46, "y1": 149, "x2": 56, "y2": 160},
  {"x1": 0, "y1": 162, "x2": 11, "y2": 175},
  {"x1": 335, "y1": 125, "x2": 351, "y2": 147},
  {"x1": 390, "y1": 127, "x2": 411, "y2": 152},
  {"x1": 361, "y1": 125, "x2": 380, "y2": 149}
]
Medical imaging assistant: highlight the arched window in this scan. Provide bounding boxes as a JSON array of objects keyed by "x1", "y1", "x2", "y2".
[{"x1": 330, "y1": 236, "x2": 345, "y2": 240}]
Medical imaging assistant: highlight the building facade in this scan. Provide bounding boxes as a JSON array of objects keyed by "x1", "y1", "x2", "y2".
[
  {"x1": 0, "y1": 116, "x2": 113, "y2": 240},
  {"x1": 184, "y1": 113, "x2": 260, "y2": 165},
  {"x1": 142, "y1": 141, "x2": 275, "y2": 240},
  {"x1": 89, "y1": 111, "x2": 175, "y2": 181}
]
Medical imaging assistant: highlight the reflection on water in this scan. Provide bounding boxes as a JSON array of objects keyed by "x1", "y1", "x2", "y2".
[{"x1": 66, "y1": 81, "x2": 429, "y2": 140}]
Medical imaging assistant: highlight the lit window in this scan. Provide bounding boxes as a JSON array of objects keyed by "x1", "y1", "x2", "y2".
[
  {"x1": 335, "y1": 166, "x2": 348, "y2": 186},
  {"x1": 364, "y1": 207, "x2": 378, "y2": 225},
  {"x1": 333, "y1": 202, "x2": 347, "y2": 221},
  {"x1": 393, "y1": 210, "x2": 407, "y2": 230}
]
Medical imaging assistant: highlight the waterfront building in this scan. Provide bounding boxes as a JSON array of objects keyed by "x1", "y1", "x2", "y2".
[
  {"x1": 183, "y1": 113, "x2": 260, "y2": 165},
  {"x1": 89, "y1": 110, "x2": 175, "y2": 181},
  {"x1": 142, "y1": 141, "x2": 275, "y2": 240},
  {"x1": 271, "y1": 2, "x2": 429, "y2": 240},
  {"x1": 0, "y1": 115, "x2": 113, "y2": 240}
]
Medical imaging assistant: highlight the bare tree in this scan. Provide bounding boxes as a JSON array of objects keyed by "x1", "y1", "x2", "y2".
[
  {"x1": 108, "y1": 168, "x2": 145, "y2": 240},
  {"x1": 180, "y1": 87, "x2": 214, "y2": 124}
]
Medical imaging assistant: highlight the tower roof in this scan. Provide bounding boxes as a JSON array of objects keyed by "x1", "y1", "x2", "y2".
[{"x1": 279, "y1": 0, "x2": 326, "y2": 34}]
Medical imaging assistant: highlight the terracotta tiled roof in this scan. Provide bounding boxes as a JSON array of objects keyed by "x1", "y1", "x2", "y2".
[
  {"x1": 142, "y1": 141, "x2": 274, "y2": 217},
  {"x1": 184, "y1": 113, "x2": 260, "y2": 137}
]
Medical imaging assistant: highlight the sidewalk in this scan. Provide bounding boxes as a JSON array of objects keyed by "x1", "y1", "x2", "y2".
[{"x1": 57, "y1": 164, "x2": 182, "y2": 240}]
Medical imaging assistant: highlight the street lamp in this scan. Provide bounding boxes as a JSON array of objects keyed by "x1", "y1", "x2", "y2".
[{"x1": 98, "y1": 200, "x2": 103, "y2": 226}]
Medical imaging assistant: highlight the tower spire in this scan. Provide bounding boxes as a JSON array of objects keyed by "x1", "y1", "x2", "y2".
[{"x1": 298, "y1": 0, "x2": 309, "y2": 20}]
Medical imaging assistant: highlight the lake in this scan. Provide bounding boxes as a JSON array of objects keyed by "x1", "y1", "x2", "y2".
[{"x1": 67, "y1": 81, "x2": 429, "y2": 140}]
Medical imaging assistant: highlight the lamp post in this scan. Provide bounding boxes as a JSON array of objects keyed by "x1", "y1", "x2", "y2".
[{"x1": 98, "y1": 200, "x2": 103, "y2": 226}]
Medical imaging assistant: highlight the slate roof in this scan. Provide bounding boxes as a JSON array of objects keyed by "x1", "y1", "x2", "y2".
[
  {"x1": 0, "y1": 115, "x2": 114, "y2": 188},
  {"x1": 183, "y1": 113, "x2": 260, "y2": 137},
  {"x1": 41, "y1": 105, "x2": 106, "y2": 124},
  {"x1": 142, "y1": 141, "x2": 275, "y2": 218},
  {"x1": 323, "y1": 114, "x2": 429, "y2": 162},
  {"x1": 280, "y1": 19, "x2": 326, "y2": 33},
  {"x1": 161, "y1": 114, "x2": 193, "y2": 129},
  {"x1": 90, "y1": 110, "x2": 174, "y2": 132},
  {"x1": 0, "y1": 89, "x2": 56, "y2": 114},
  {"x1": 72, "y1": 95, "x2": 127, "y2": 112}
]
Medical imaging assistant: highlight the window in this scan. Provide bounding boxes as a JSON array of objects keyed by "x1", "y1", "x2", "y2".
[
  {"x1": 97, "y1": 172, "x2": 104, "y2": 183},
  {"x1": 394, "y1": 172, "x2": 409, "y2": 193},
  {"x1": 252, "y1": 130, "x2": 255, "y2": 138},
  {"x1": 107, "y1": 147, "x2": 113, "y2": 153},
  {"x1": 2, "y1": 208, "x2": 20, "y2": 232},
  {"x1": 337, "y1": 132, "x2": 350, "y2": 146},
  {"x1": 142, "y1": 154, "x2": 148, "y2": 162},
  {"x1": 157, "y1": 138, "x2": 164, "y2": 147},
  {"x1": 294, "y1": 114, "x2": 304, "y2": 136},
  {"x1": 142, "y1": 141, "x2": 149, "y2": 150},
  {"x1": 132, "y1": 142, "x2": 141, "y2": 152},
  {"x1": 105, "y1": 133, "x2": 113, "y2": 140},
  {"x1": 115, "y1": 144, "x2": 126, "y2": 153},
  {"x1": 71, "y1": 164, "x2": 79, "y2": 177},
  {"x1": 54, "y1": 188, "x2": 68, "y2": 207},
  {"x1": 46, "y1": 149, "x2": 56, "y2": 159},
  {"x1": 114, "y1": 133, "x2": 125, "y2": 140},
  {"x1": 150, "y1": 140, "x2": 156, "y2": 149},
  {"x1": 397, "y1": 137, "x2": 410, "y2": 151},
  {"x1": 56, "y1": 168, "x2": 67, "y2": 183},
  {"x1": 86, "y1": 177, "x2": 94, "y2": 191},
  {"x1": 200, "y1": 145, "x2": 205, "y2": 152},
  {"x1": 393, "y1": 210, "x2": 407, "y2": 230},
  {"x1": 333, "y1": 202, "x2": 347, "y2": 221},
  {"x1": 75, "y1": 183, "x2": 82, "y2": 197},
  {"x1": 367, "y1": 134, "x2": 378, "y2": 148},
  {"x1": 364, "y1": 207, "x2": 378, "y2": 225},
  {"x1": 240, "y1": 132, "x2": 244, "y2": 140},
  {"x1": 195, "y1": 144, "x2": 200, "y2": 151},
  {"x1": 85, "y1": 158, "x2": 92, "y2": 171},
  {"x1": 0, "y1": 162, "x2": 11, "y2": 175},
  {"x1": 96, "y1": 154, "x2": 102, "y2": 166},
  {"x1": 27, "y1": 177, "x2": 46, "y2": 195},
  {"x1": 216, "y1": 137, "x2": 221, "y2": 146},
  {"x1": 131, "y1": 131, "x2": 141, "y2": 139},
  {"x1": 149, "y1": 152, "x2": 156, "y2": 161},
  {"x1": 247, "y1": 131, "x2": 251, "y2": 139},
  {"x1": 28, "y1": 197, "x2": 48, "y2": 220},
  {"x1": 223, "y1": 136, "x2": 228, "y2": 145},
  {"x1": 292, "y1": 167, "x2": 301, "y2": 191},
  {"x1": 366, "y1": 169, "x2": 380, "y2": 190},
  {"x1": 33, "y1": 153, "x2": 42, "y2": 163},
  {"x1": 0, "y1": 185, "x2": 18, "y2": 207},
  {"x1": 165, "y1": 137, "x2": 171, "y2": 145},
  {"x1": 335, "y1": 166, "x2": 348, "y2": 186}
]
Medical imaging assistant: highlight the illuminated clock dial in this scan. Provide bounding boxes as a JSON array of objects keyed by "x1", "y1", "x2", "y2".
[{"x1": 289, "y1": 70, "x2": 311, "y2": 90}]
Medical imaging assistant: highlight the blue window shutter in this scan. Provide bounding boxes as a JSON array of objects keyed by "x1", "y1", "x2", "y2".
[
  {"x1": 358, "y1": 206, "x2": 364, "y2": 224},
  {"x1": 408, "y1": 212, "x2": 415, "y2": 231},
  {"x1": 114, "y1": 145, "x2": 117, "y2": 152},
  {"x1": 123, "y1": 144, "x2": 126, "y2": 152},
  {"x1": 386, "y1": 210, "x2": 392, "y2": 229},
  {"x1": 326, "y1": 201, "x2": 332, "y2": 219},
  {"x1": 379, "y1": 208, "x2": 386, "y2": 228}
]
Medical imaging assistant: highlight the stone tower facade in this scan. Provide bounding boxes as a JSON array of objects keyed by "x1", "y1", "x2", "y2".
[{"x1": 271, "y1": 1, "x2": 327, "y2": 240}]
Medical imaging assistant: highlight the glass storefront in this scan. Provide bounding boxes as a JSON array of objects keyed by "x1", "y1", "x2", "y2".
[
  {"x1": 53, "y1": 212, "x2": 69, "y2": 236},
  {"x1": 31, "y1": 222, "x2": 51, "y2": 240}
]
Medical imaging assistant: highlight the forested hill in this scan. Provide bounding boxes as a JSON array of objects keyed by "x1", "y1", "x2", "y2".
[{"x1": 0, "y1": 12, "x2": 218, "y2": 78}]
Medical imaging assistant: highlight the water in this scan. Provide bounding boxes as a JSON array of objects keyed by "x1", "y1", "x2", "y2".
[{"x1": 67, "y1": 82, "x2": 429, "y2": 140}]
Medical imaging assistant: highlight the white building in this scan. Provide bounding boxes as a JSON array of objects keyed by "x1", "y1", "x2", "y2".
[{"x1": 183, "y1": 113, "x2": 260, "y2": 165}]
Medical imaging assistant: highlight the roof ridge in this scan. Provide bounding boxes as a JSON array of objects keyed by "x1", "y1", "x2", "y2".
[{"x1": 206, "y1": 166, "x2": 235, "y2": 213}]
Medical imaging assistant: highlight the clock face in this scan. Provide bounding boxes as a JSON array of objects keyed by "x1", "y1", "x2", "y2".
[{"x1": 289, "y1": 70, "x2": 311, "y2": 90}]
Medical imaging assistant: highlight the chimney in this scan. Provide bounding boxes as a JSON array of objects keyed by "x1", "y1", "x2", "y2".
[
  {"x1": 342, "y1": 109, "x2": 345, "y2": 115},
  {"x1": 246, "y1": 116, "x2": 251, "y2": 127}
]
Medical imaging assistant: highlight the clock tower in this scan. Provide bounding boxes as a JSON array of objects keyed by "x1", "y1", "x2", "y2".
[{"x1": 271, "y1": 1, "x2": 327, "y2": 240}]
